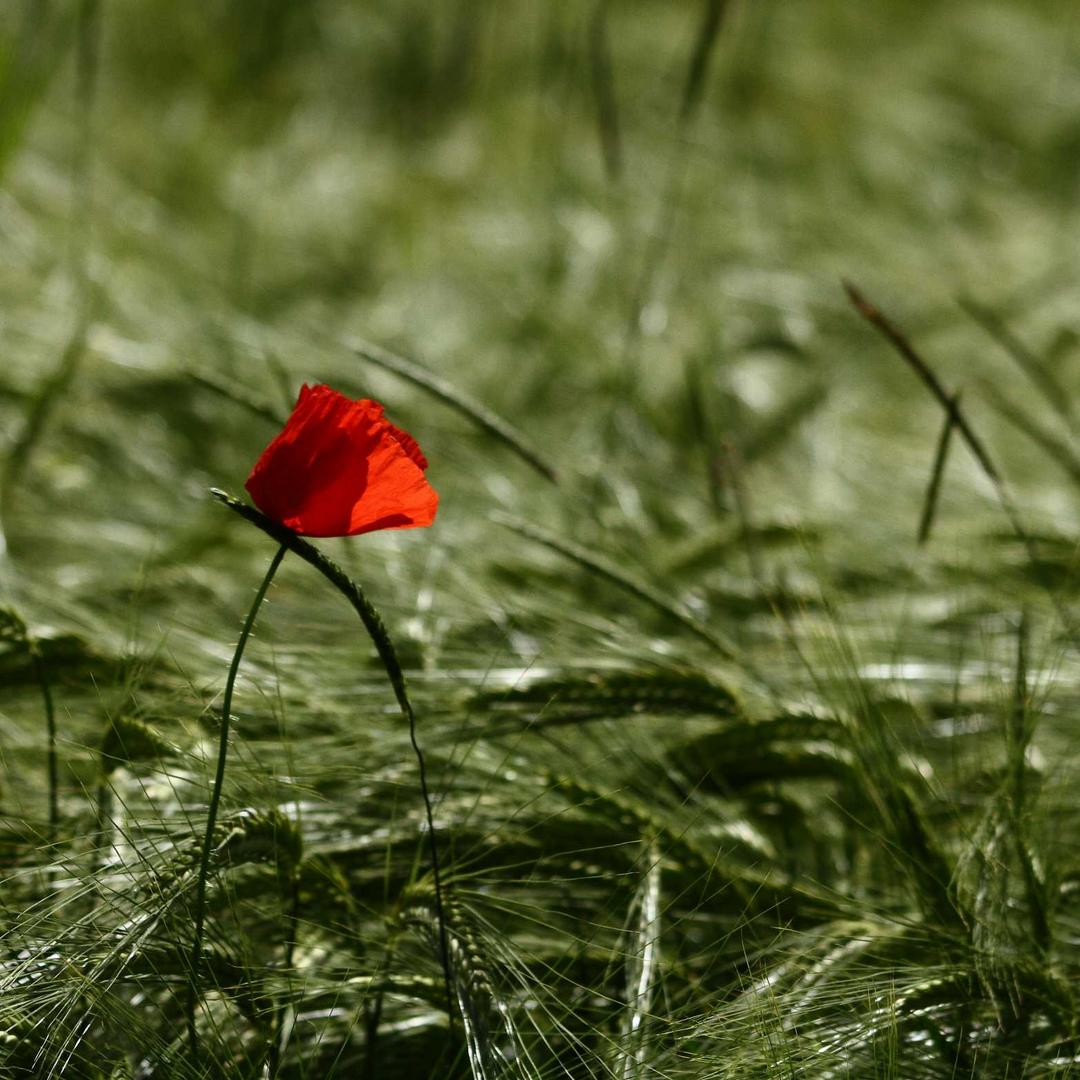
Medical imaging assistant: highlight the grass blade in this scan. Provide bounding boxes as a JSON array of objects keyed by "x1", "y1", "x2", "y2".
[
  {"x1": 679, "y1": 0, "x2": 730, "y2": 125},
  {"x1": 188, "y1": 369, "x2": 286, "y2": 427},
  {"x1": 961, "y1": 295, "x2": 1073, "y2": 428},
  {"x1": 616, "y1": 843, "x2": 662, "y2": 1079},
  {"x1": 844, "y1": 281, "x2": 1002, "y2": 484},
  {"x1": 209, "y1": 488, "x2": 456, "y2": 1035},
  {"x1": 740, "y1": 383, "x2": 828, "y2": 466},
  {"x1": 980, "y1": 378, "x2": 1080, "y2": 490},
  {"x1": 588, "y1": 0, "x2": 622, "y2": 183},
  {"x1": 1006, "y1": 613, "x2": 1050, "y2": 960},
  {"x1": 492, "y1": 511, "x2": 739, "y2": 661},
  {"x1": 0, "y1": 606, "x2": 57, "y2": 841},
  {"x1": 2, "y1": 319, "x2": 87, "y2": 511},
  {"x1": 683, "y1": 356, "x2": 726, "y2": 516},
  {"x1": 917, "y1": 390, "x2": 960, "y2": 545},
  {"x1": 350, "y1": 338, "x2": 558, "y2": 484},
  {"x1": 624, "y1": 0, "x2": 731, "y2": 360}
]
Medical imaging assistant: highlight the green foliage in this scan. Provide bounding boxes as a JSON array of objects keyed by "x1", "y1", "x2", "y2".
[
  {"x1": 100, "y1": 711, "x2": 175, "y2": 775},
  {"x1": 2, "y1": 1, "x2": 1080, "y2": 1077}
]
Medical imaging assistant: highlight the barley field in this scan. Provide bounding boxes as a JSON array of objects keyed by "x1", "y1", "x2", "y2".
[{"x1": 2, "y1": 3, "x2": 1080, "y2": 1077}]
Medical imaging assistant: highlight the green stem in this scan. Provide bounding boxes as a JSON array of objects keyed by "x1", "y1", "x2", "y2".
[
  {"x1": 407, "y1": 702, "x2": 454, "y2": 1017},
  {"x1": 210, "y1": 490, "x2": 456, "y2": 1033},
  {"x1": 187, "y1": 542, "x2": 287, "y2": 1062},
  {"x1": 363, "y1": 932, "x2": 402, "y2": 1079}
]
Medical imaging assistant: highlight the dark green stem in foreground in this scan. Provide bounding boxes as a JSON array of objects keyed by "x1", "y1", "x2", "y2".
[
  {"x1": 31, "y1": 646, "x2": 57, "y2": 840},
  {"x1": 187, "y1": 542, "x2": 287, "y2": 1061},
  {"x1": 209, "y1": 489, "x2": 456, "y2": 1035},
  {"x1": 363, "y1": 934, "x2": 399, "y2": 1080}
]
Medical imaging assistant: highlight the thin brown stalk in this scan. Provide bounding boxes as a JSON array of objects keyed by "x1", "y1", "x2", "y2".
[
  {"x1": 917, "y1": 391, "x2": 960, "y2": 545},
  {"x1": 843, "y1": 282, "x2": 1001, "y2": 484},
  {"x1": 844, "y1": 280, "x2": 1080, "y2": 644},
  {"x1": 844, "y1": 281, "x2": 1032, "y2": 544}
]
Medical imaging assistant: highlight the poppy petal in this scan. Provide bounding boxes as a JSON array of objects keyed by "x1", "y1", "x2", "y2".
[
  {"x1": 244, "y1": 384, "x2": 438, "y2": 538},
  {"x1": 384, "y1": 421, "x2": 429, "y2": 472}
]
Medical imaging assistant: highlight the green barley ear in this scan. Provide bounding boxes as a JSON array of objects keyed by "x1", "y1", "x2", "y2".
[
  {"x1": 470, "y1": 666, "x2": 742, "y2": 721},
  {"x1": 294, "y1": 853, "x2": 357, "y2": 926},
  {"x1": 213, "y1": 807, "x2": 302, "y2": 872},
  {"x1": 93, "y1": 704, "x2": 176, "y2": 885},
  {"x1": 492, "y1": 511, "x2": 742, "y2": 661},
  {"x1": 545, "y1": 769, "x2": 831, "y2": 917},
  {"x1": 106, "y1": 1057, "x2": 135, "y2": 1080},
  {"x1": 0, "y1": 1007, "x2": 31, "y2": 1044},
  {"x1": 398, "y1": 889, "x2": 522, "y2": 1072},
  {"x1": 671, "y1": 712, "x2": 852, "y2": 787},
  {"x1": 100, "y1": 711, "x2": 175, "y2": 775}
]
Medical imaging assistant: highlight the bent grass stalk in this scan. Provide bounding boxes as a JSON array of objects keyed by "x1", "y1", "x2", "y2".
[
  {"x1": 491, "y1": 511, "x2": 740, "y2": 661},
  {"x1": 187, "y1": 542, "x2": 287, "y2": 1060},
  {"x1": 843, "y1": 282, "x2": 1080, "y2": 629},
  {"x1": 980, "y1": 378, "x2": 1080, "y2": 490},
  {"x1": 209, "y1": 489, "x2": 456, "y2": 1034},
  {"x1": 188, "y1": 368, "x2": 287, "y2": 428},
  {"x1": 960, "y1": 294, "x2": 1073, "y2": 428},
  {"x1": 917, "y1": 390, "x2": 960, "y2": 545},
  {"x1": 350, "y1": 337, "x2": 558, "y2": 485}
]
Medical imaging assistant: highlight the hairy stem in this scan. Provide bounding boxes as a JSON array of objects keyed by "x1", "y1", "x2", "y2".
[
  {"x1": 187, "y1": 542, "x2": 287, "y2": 1061},
  {"x1": 210, "y1": 490, "x2": 456, "y2": 1033}
]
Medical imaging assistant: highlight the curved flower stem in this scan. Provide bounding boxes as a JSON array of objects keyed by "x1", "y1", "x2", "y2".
[
  {"x1": 187, "y1": 542, "x2": 287, "y2": 1062},
  {"x1": 209, "y1": 489, "x2": 455, "y2": 1034}
]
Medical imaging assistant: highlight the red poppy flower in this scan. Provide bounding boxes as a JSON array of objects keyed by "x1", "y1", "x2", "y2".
[{"x1": 244, "y1": 384, "x2": 438, "y2": 537}]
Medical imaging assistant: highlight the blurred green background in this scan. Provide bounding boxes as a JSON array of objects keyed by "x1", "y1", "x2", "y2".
[
  {"x1": 5, "y1": 2, "x2": 1080, "y2": 575},
  {"x1": 3, "y1": 2, "x2": 1080, "y2": 1077}
]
